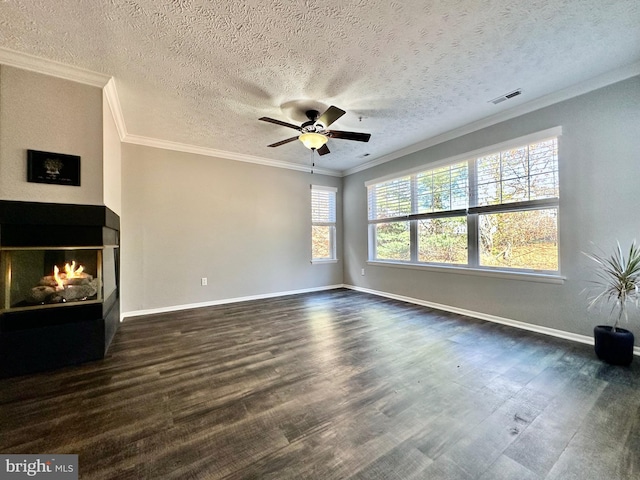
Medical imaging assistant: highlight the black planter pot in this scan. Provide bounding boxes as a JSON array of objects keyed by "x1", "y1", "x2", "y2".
[{"x1": 593, "y1": 326, "x2": 634, "y2": 366}]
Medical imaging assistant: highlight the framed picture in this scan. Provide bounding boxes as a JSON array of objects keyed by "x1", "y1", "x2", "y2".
[{"x1": 27, "y1": 150, "x2": 81, "y2": 186}]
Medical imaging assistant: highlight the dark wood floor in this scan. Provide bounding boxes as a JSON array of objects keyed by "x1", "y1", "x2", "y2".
[{"x1": 1, "y1": 289, "x2": 639, "y2": 479}]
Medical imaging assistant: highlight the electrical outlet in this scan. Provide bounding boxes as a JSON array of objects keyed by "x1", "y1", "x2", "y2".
[
  {"x1": 361, "y1": 268, "x2": 365, "y2": 276},
  {"x1": 201, "y1": 277, "x2": 208, "y2": 286}
]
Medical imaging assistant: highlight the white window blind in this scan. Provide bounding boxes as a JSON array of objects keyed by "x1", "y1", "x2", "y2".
[
  {"x1": 367, "y1": 162, "x2": 468, "y2": 222},
  {"x1": 312, "y1": 187, "x2": 336, "y2": 224},
  {"x1": 416, "y1": 162, "x2": 468, "y2": 214},
  {"x1": 367, "y1": 176, "x2": 411, "y2": 221},
  {"x1": 311, "y1": 185, "x2": 337, "y2": 261},
  {"x1": 475, "y1": 138, "x2": 558, "y2": 210}
]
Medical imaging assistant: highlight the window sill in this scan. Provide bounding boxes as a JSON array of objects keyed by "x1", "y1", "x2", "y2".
[
  {"x1": 366, "y1": 260, "x2": 565, "y2": 284},
  {"x1": 312, "y1": 259, "x2": 338, "y2": 264}
]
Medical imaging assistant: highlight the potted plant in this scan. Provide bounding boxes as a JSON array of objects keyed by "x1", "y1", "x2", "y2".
[{"x1": 584, "y1": 241, "x2": 640, "y2": 366}]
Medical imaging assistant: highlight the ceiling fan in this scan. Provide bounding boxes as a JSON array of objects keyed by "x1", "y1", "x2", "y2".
[{"x1": 259, "y1": 105, "x2": 371, "y2": 156}]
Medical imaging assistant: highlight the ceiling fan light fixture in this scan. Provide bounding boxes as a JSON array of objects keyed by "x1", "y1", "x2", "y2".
[{"x1": 299, "y1": 132, "x2": 328, "y2": 150}]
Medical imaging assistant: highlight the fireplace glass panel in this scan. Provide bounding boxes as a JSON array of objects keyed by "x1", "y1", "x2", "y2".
[
  {"x1": 1, "y1": 248, "x2": 104, "y2": 311},
  {"x1": 103, "y1": 246, "x2": 118, "y2": 301}
]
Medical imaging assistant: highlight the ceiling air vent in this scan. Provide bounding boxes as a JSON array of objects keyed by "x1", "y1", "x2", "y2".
[{"x1": 489, "y1": 89, "x2": 522, "y2": 105}]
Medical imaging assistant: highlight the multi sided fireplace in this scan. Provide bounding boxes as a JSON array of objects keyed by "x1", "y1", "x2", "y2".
[{"x1": 0, "y1": 200, "x2": 120, "y2": 377}]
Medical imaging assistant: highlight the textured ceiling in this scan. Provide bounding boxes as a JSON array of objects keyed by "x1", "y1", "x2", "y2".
[{"x1": 1, "y1": 0, "x2": 639, "y2": 173}]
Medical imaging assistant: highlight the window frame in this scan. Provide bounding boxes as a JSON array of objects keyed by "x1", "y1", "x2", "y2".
[
  {"x1": 366, "y1": 127, "x2": 563, "y2": 279},
  {"x1": 311, "y1": 185, "x2": 338, "y2": 264}
]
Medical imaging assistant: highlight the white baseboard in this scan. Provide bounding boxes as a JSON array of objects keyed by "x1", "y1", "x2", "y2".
[
  {"x1": 344, "y1": 284, "x2": 640, "y2": 357},
  {"x1": 121, "y1": 284, "x2": 346, "y2": 320}
]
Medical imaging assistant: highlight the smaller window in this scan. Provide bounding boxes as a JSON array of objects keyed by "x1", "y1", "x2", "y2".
[{"x1": 311, "y1": 186, "x2": 337, "y2": 262}]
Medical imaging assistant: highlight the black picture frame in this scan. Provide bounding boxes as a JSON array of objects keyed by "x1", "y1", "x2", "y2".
[{"x1": 27, "y1": 150, "x2": 81, "y2": 186}]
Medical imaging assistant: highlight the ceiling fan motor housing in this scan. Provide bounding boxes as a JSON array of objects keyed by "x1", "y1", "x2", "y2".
[
  {"x1": 301, "y1": 121, "x2": 325, "y2": 133},
  {"x1": 305, "y1": 109, "x2": 320, "y2": 121},
  {"x1": 302, "y1": 110, "x2": 325, "y2": 133}
]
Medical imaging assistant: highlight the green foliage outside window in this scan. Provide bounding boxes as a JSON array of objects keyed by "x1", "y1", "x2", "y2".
[
  {"x1": 312, "y1": 226, "x2": 332, "y2": 259},
  {"x1": 375, "y1": 222, "x2": 410, "y2": 261},
  {"x1": 418, "y1": 217, "x2": 467, "y2": 264},
  {"x1": 479, "y1": 209, "x2": 558, "y2": 271}
]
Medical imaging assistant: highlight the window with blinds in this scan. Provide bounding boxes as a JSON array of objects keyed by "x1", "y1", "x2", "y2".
[
  {"x1": 367, "y1": 176, "x2": 412, "y2": 221},
  {"x1": 311, "y1": 185, "x2": 337, "y2": 262},
  {"x1": 366, "y1": 128, "x2": 561, "y2": 273},
  {"x1": 475, "y1": 138, "x2": 559, "y2": 208}
]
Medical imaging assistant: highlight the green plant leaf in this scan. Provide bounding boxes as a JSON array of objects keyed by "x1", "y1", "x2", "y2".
[{"x1": 583, "y1": 240, "x2": 640, "y2": 330}]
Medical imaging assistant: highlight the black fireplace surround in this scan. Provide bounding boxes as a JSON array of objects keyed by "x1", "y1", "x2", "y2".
[{"x1": 0, "y1": 200, "x2": 120, "y2": 378}]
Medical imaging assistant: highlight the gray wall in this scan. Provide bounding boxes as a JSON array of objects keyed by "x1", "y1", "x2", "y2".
[
  {"x1": 0, "y1": 66, "x2": 104, "y2": 205},
  {"x1": 121, "y1": 143, "x2": 343, "y2": 313},
  {"x1": 343, "y1": 76, "x2": 640, "y2": 340}
]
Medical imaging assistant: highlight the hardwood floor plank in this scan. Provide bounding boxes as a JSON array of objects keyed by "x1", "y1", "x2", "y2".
[
  {"x1": 545, "y1": 381, "x2": 640, "y2": 480},
  {"x1": 504, "y1": 372, "x2": 608, "y2": 476},
  {"x1": 347, "y1": 443, "x2": 433, "y2": 480},
  {"x1": 478, "y1": 454, "x2": 541, "y2": 480}
]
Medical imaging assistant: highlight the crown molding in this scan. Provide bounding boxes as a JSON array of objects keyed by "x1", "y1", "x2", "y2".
[
  {"x1": 0, "y1": 47, "x2": 110, "y2": 87},
  {"x1": 103, "y1": 78, "x2": 128, "y2": 141},
  {"x1": 122, "y1": 134, "x2": 342, "y2": 177},
  {"x1": 343, "y1": 60, "x2": 640, "y2": 177}
]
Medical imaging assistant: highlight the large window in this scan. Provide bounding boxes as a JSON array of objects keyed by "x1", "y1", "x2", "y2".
[
  {"x1": 311, "y1": 185, "x2": 337, "y2": 262},
  {"x1": 367, "y1": 128, "x2": 560, "y2": 274}
]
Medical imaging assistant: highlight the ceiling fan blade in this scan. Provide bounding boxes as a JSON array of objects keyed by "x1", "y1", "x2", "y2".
[
  {"x1": 327, "y1": 130, "x2": 371, "y2": 142},
  {"x1": 259, "y1": 117, "x2": 301, "y2": 131},
  {"x1": 317, "y1": 144, "x2": 330, "y2": 156},
  {"x1": 267, "y1": 136, "x2": 299, "y2": 147},
  {"x1": 316, "y1": 106, "x2": 346, "y2": 128}
]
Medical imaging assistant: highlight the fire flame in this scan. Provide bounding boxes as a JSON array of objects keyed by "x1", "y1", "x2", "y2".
[
  {"x1": 53, "y1": 261, "x2": 85, "y2": 291},
  {"x1": 64, "y1": 261, "x2": 84, "y2": 277},
  {"x1": 53, "y1": 265, "x2": 64, "y2": 291}
]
